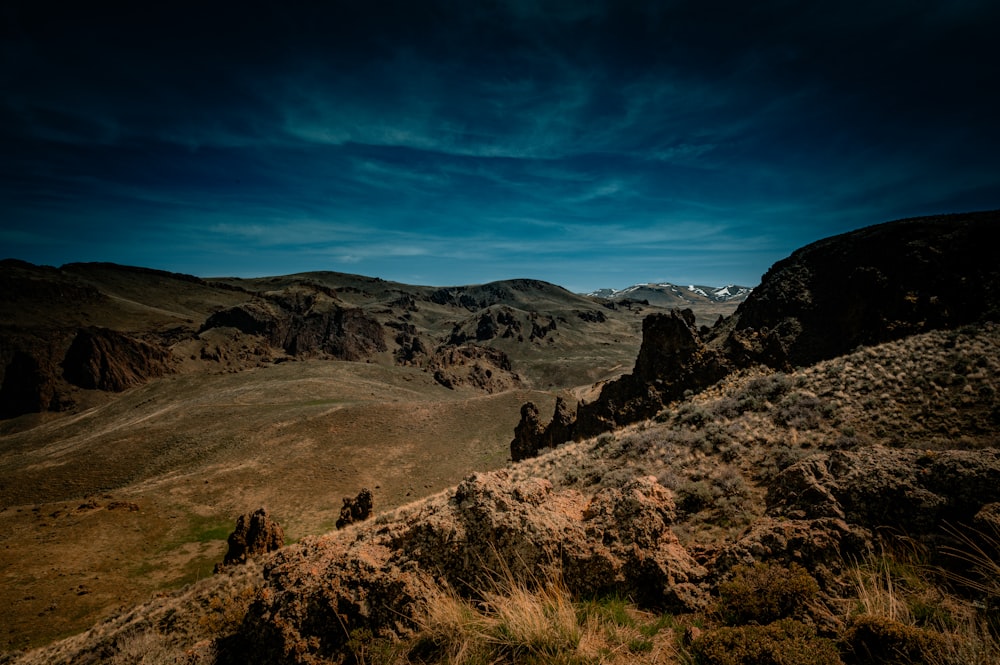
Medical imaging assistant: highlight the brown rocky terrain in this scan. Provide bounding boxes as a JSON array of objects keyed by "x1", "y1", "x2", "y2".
[
  {"x1": 1, "y1": 210, "x2": 999, "y2": 664},
  {"x1": 0, "y1": 258, "x2": 745, "y2": 651},
  {"x1": 5, "y1": 319, "x2": 998, "y2": 664}
]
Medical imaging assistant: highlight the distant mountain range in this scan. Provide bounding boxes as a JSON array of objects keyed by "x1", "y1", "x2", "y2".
[{"x1": 585, "y1": 282, "x2": 754, "y2": 307}]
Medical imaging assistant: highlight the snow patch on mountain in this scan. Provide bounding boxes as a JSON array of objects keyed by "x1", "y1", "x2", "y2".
[{"x1": 585, "y1": 282, "x2": 753, "y2": 303}]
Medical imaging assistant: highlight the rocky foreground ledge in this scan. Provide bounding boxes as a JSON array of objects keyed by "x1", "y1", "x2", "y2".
[{"x1": 10, "y1": 432, "x2": 998, "y2": 665}]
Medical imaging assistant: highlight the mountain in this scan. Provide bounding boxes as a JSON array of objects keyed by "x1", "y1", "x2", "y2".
[{"x1": 586, "y1": 282, "x2": 754, "y2": 306}]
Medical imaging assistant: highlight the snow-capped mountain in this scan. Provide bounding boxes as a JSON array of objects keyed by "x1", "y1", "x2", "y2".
[{"x1": 584, "y1": 282, "x2": 753, "y2": 306}]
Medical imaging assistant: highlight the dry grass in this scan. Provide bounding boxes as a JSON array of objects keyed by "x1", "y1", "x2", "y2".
[
  {"x1": 385, "y1": 559, "x2": 683, "y2": 665},
  {"x1": 106, "y1": 628, "x2": 192, "y2": 665},
  {"x1": 843, "y1": 535, "x2": 1000, "y2": 665}
]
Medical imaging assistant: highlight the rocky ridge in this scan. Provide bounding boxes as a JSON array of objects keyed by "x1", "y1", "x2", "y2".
[
  {"x1": 513, "y1": 210, "x2": 1000, "y2": 459},
  {"x1": 0, "y1": 264, "x2": 678, "y2": 420}
]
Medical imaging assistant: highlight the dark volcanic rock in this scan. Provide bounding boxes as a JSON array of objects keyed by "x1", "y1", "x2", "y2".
[
  {"x1": 201, "y1": 297, "x2": 386, "y2": 360},
  {"x1": 336, "y1": 488, "x2": 374, "y2": 529},
  {"x1": 218, "y1": 508, "x2": 285, "y2": 569},
  {"x1": 526, "y1": 309, "x2": 729, "y2": 445},
  {"x1": 62, "y1": 327, "x2": 170, "y2": 392},
  {"x1": 510, "y1": 402, "x2": 545, "y2": 462},
  {"x1": 719, "y1": 210, "x2": 1000, "y2": 368},
  {"x1": 0, "y1": 350, "x2": 62, "y2": 417},
  {"x1": 510, "y1": 397, "x2": 576, "y2": 461}
]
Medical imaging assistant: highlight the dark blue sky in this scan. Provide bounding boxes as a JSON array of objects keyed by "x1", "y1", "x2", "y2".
[{"x1": 2, "y1": 1, "x2": 999, "y2": 291}]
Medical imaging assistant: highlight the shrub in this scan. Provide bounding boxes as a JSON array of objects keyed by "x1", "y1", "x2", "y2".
[
  {"x1": 691, "y1": 619, "x2": 842, "y2": 665},
  {"x1": 676, "y1": 480, "x2": 717, "y2": 514},
  {"x1": 843, "y1": 615, "x2": 945, "y2": 664},
  {"x1": 717, "y1": 562, "x2": 820, "y2": 625},
  {"x1": 775, "y1": 392, "x2": 832, "y2": 429}
]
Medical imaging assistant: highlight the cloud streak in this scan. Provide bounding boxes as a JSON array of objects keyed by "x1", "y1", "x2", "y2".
[{"x1": 1, "y1": 1, "x2": 998, "y2": 291}]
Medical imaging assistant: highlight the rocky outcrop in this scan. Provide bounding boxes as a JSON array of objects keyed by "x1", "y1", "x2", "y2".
[
  {"x1": 510, "y1": 397, "x2": 576, "y2": 461},
  {"x1": 510, "y1": 402, "x2": 545, "y2": 462},
  {"x1": 335, "y1": 488, "x2": 374, "y2": 529},
  {"x1": 428, "y1": 344, "x2": 520, "y2": 393},
  {"x1": 717, "y1": 517, "x2": 872, "y2": 588},
  {"x1": 201, "y1": 296, "x2": 385, "y2": 360},
  {"x1": 511, "y1": 309, "x2": 730, "y2": 453},
  {"x1": 767, "y1": 446, "x2": 1000, "y2": 534},
  {"x1": 217, "y1": 508, "x2": 285, "y2": 569},
  {"x1": 718, "y1": 210, "x2": 1000, "y2": 368},
  {"x1": 512, "y1": 211, "x2": 1000, "y2": 453},
  {"x1": 62, "y1": 327, "x2": 170, "y2": 392},
  {"x1": 227, "y1": 473, "x2": 705, "y2": 664}
]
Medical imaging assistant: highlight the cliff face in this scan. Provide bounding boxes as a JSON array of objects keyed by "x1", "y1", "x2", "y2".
[
  {"x1": 718, "y1": 210, "x2": 1000, "y2": 368},
  {"x1": 200, "y1": 296, "x2": 386, "y2": 361},
  {"x1": 62, "y1": 327, "x2": 171, "y2": 392}
]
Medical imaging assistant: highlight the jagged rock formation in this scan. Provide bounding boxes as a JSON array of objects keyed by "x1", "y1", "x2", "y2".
[
  {"x1": 513, "y1": 211, "x2": 1000, "y2": 456},
  {"x1": 200, "y1": 295, "x2": 385, "y2": 360},
  {"x1": 512, "y1": 309, "x2": 730, "y2": 456},
  {"x1": 61, "y1": 327, "x2": 170, "y2": 391},
  {"x1": 335, "y1": 488, "x2": 374, "y2": 529},
  {"x1": 225, "y1": 473, "x2": 705, "y2": 664},
  {"x1": 428, "y1": 344, "x2": 520, "y2": 393},
  {"x1": 217, "y1": 508, "x2": 285, "y2": 569},
  {"x1": 511, "y1": 396, "x2": 576, "y2": 461}
]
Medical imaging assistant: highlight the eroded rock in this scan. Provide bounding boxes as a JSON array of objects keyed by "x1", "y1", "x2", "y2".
[
  {"x1": 62, "y1": 327, "x2": 170, "y2": 392},
  {"x1": 217, "y1": 508, "x2": 285, "y2": 570},
  {"x1": 229, "y1": 473, "x2": 705, "y2": 664},
  {"x1": 335, "y1": 488, "x2": 374, "y2": 529}
]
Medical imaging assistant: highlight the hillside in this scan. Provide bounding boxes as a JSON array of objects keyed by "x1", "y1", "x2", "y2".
[
  {"x1": 2, "y1": 210, "x2": 999, "y2": 664},
  {"x1": 0, "y1": 261, "x2": 743, "y2": 650},
  {"x1": 0, "y1": 262, "x2": 740, "y2": 423},
  {"x1": 7, "y1": 321, "x2": 998, "y2": 664}
]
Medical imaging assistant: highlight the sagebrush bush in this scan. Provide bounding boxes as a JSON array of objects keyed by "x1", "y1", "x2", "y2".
[
  {"x1": 717, "y1": 562, "x2": 819, "y2": 625},
  {"x1": 691, "y1": 618, "x2": 842, "y2": 665},
  {"x1": 843, "y1": 614, "x2": 945, "y2": 664}
]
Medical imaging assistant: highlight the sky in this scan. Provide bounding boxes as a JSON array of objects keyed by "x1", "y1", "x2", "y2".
[{"x1": 2, "y1": 1, "x2": 999, "y2": 292}]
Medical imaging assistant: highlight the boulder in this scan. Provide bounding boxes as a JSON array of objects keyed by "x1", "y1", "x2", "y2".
[
  {"x1": 218, "y1": 508, "x2": 285, "y2": 569},
  {"x1": 335, "y1": 488, "x2": 374, "y2": 529}
]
